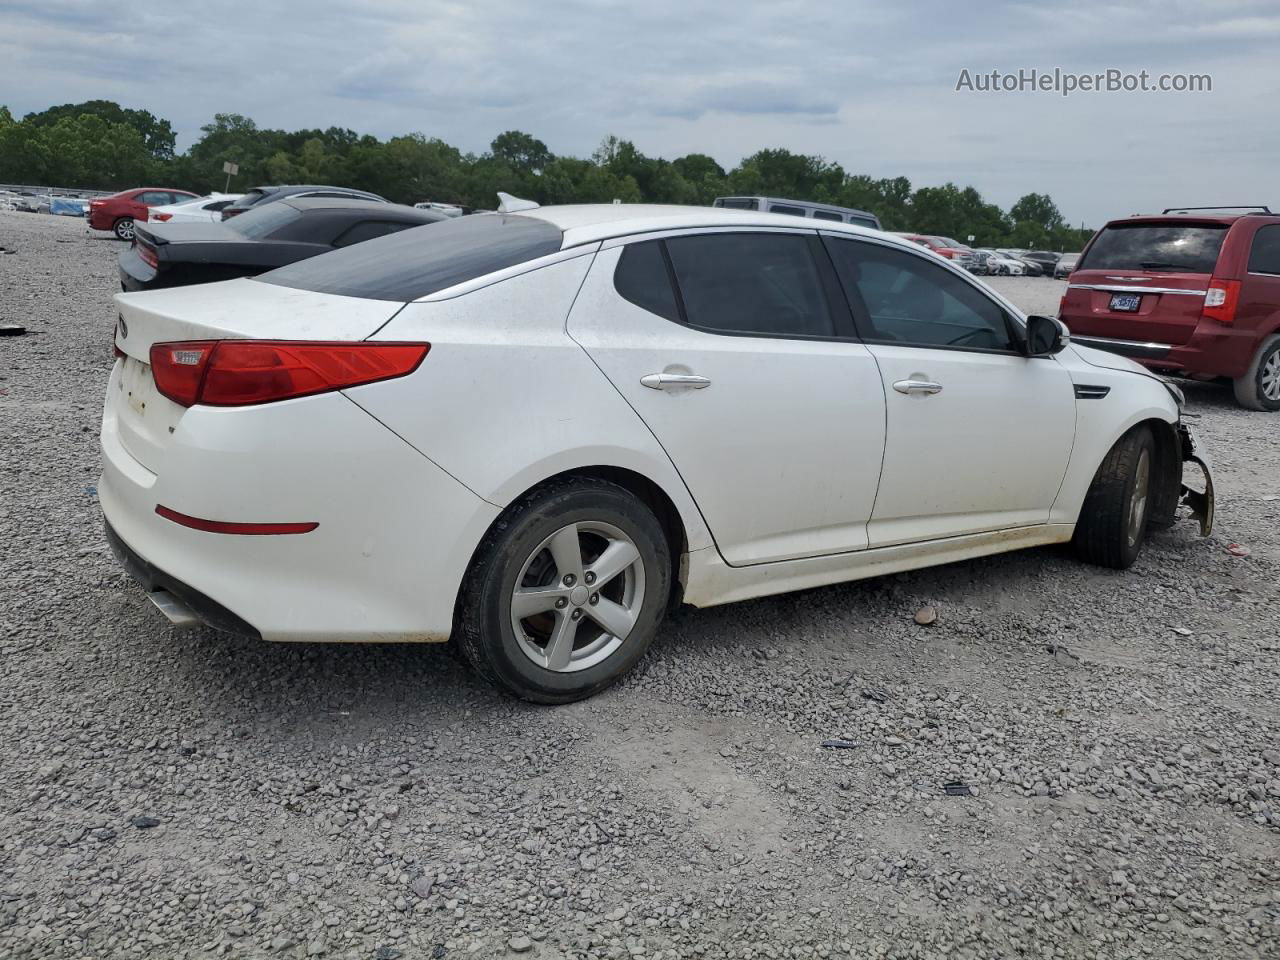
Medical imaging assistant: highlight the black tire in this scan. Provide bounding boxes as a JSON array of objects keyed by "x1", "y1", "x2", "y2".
[
  {"x1": 455, "y1": 477, "x2": 671, "y2": 704},
  {"x1": 1232, "y1": 335, "x2": 1280, "y2": 411},
  {"x1": 1073, "y1": 425, "x2": 1156, "y2": 570},
  {"x1": 113, "y1": 217, "x2": 135, "y2": 241}
]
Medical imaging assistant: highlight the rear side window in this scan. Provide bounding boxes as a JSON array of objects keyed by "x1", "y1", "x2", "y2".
[
  {"x1": 227, "y1": 202, "x2": 303, "y2": 239},
  {"x1": 614, "y1": 241, "x2": 679, "y2": 323},
  {"x1": 715, "y1": 198, "x2": 757, "y2": 210},
  {"x1": 138, "y1": 192, "x2": 170, "y2": 205},
  {"x1": 769, "y1": 204, "x2": 806, "y2": 216},
  {"x1": 812, "y1": 210, "x2": 843, "y2": 222},
  {"x1": 825, "y1": 237, "x2": 1013, "y2": 351},
  {"x1": 332, "y1": 220, "x2": 416, "y2": 248},
  {"x1": 257, "y1": 213, "x2": 564, "y2": 302},
  {"x1": 1247, "y1": 225, "x2": 1280, "y2": 275},
  {"x1": 1080, "y1": 222, "x2": 1228, "y2": 273},
  {"x1": 848, "y1": 216, "x2": 878, "y2": 229},
  {"x1": 665, "y1": 233, "x2": 833, "y2": 338}
]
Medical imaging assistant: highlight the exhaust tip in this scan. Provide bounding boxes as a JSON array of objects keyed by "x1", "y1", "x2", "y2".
[{"x1": 148, "y1": 590, "x2": 201, "y2": 629}]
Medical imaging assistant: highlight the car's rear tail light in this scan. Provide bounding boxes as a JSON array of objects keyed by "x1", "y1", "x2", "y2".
[
  {"x1": 149, "y1": 340, "x2": 429, "y2": 408},
  {"x1": 156, "y1": 505, "x2": 318, "y2": 535},
  {"x1": 1201, "y1": 278, "x2": 1241, "y2": 325},
  {"x1": 138, "y1": 244, "x2": 159, "y2": 269},
  {"x1": 152, "y1": 212, "x2": 172, "y2": 222}
]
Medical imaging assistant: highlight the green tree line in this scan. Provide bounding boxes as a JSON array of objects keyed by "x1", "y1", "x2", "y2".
[{"x1": 0, "y1": 101, "x2": 1091, "y2": 250}]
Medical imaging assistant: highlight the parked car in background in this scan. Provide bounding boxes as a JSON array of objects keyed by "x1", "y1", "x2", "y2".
[
  {"x1": 713, "y1": 196, "x2": 882, "y2": 230},
  {"x1": 414, "y1": 201, "x2": 467, "y2": 218},
  {"x1": 1022, "y1": 250, "x2": 1061, "y2": 275},
  {"x1": 1058, "y1": 207, "x2": 1280, "y2": 410},
  {"x1": 148, "y1": 193, "x2": 243, "y2": 225},
  {"x1": 102, "y1": 202, "x2": 1212, "y2": 703},
  {"x1": 996, "y1": 249, "x2": 1045, "y2": 276},
  {"x1": 1054, "y1": 253, "x2": 1080, "y2": 278},
  {"x1": 975, "y1": 249, "x2": 1026, "y2": 276},
  {"x1": 119, "y1": 198, "x2": 446, "y2": 292},
  {"x1": 220, "y1": 185, "x2": 388, "y2": 220},
  {"x1": 88, "y1": 188, "x2": 199, "y2": 240},
  {"x1": 895, "y1": 234, "x2": 975, "y2": 270}
]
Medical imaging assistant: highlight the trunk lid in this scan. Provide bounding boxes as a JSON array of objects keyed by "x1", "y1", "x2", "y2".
[{"x1": 109, "y1": 280, "x2": 404, "y2": 471}]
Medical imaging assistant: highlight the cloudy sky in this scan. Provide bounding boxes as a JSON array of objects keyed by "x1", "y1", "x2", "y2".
[{"x1": 3, "y1": 0, "x2": 1277, "y2": 225}]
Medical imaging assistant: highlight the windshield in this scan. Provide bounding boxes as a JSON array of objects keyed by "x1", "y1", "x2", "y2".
[
  {"x1": 226, "y1": 202, "x2": 302, "y2": 239},
  {"x1": 256, "y1": 213, "x2": 564, "y2": 302},
  {"x1": 1080, "y1": 222, "x2": 1228, "y2": 273}
]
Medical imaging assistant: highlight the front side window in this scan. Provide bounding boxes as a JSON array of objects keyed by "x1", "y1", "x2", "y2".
[
  {"x1": 665, "y1": 233, "x2": 834, "y2": 338},
  {"x1": 715, "y1": 198, "x2": 757, "y2": 210},
  {"x1": 1247, "y1": 225, "x2": 1280, "y2": 275},
  {"x1": 812, "y1": 210, "x2": 843, "y2": 222},
  {"x1": 848, "y1": 215, "x2": 878, "y2": 228},
  {"x1": 825, "y1": 238, "x2": 1014, "y2": 351},
  {"x1": 769, "y1": 204, "x2": 806, "y2": 216},
  {"x1": 613, "y1": 240, "x2": 679, "y2": 323}
]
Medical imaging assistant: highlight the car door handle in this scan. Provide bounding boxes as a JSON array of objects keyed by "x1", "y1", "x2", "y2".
[
  {"x1": 641, "y1": 373, "x2": 712, "y2": 391},
  {"x1": 892, "y1": 379, "x2": 943, "y2": 396}
]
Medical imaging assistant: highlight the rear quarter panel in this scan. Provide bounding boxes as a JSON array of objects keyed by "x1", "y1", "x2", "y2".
[{"x1": 357, "y1": 252, "x2": 714, "y2": 553}]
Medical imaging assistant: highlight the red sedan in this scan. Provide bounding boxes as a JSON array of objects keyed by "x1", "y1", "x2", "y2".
[{"x1": 88, "y1": 188, "x2": 199, "y2": 241}]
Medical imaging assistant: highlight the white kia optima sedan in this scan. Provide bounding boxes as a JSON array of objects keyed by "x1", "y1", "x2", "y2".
[{"x1": 101, "y1": 203, "x2": 1214, "y2": 702}]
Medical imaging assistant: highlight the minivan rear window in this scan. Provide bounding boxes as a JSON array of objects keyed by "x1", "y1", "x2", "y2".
[
  {"x1": 255, "y1": 213, "x2": 564, "y2": 302},
  {"x1": 1079, "y1": 222, "x2": 1228, "y2": 273}
]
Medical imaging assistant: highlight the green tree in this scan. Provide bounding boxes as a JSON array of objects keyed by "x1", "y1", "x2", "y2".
[
  {"x1": 490, "y1": 130, "x2": 552, "y2": 174},
  {"x1": 24, "y1": 100, "x2": 176, "y2": 160}
]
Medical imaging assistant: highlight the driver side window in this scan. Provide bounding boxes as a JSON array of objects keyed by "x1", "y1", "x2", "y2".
[{"x1": 824, "y1": 237, "x2": 1015, "y2": 351}]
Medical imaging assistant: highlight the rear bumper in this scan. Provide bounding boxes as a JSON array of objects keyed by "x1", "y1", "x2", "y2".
[
  {"x1": 88, "y1": 210, "x2": 116, "y2": 231},
  {"x1": 105, "y1": 519, "x2": 261, "y2": 638},
  {"x1": 1061, "y1": 324, "x2": 1256, "y2": 379},
  {"x1": 99, "y1": 368, "x2": 501, "y2": 642}
]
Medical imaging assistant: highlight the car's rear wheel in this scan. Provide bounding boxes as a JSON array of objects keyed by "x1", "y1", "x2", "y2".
[
  {"x1": 1233, "y1": 335, "x2": 1280, "y2": 411},
  {"x1": 113, "y1": 217, "x2": 135, "y2": 241},
  {"x1": 1073, "y1": 425, "x2": 1155, "y2": 570},
  {"x1": 455, "y1": 477, "x2": 671, "y2": 703}
]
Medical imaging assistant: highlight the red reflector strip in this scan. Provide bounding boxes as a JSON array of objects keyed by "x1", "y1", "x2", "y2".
[{"x1": 155, "y1": 505, "x2": 318, "y2": 535}]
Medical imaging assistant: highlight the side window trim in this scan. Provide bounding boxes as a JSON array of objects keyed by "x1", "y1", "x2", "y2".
[{"x1": 820, "y1": 233, "x2": 1026, "y2": 356}]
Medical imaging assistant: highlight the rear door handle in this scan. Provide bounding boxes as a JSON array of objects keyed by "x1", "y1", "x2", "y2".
[
  {"x1": 892, "y1": 379, "x2": 943, "y2": 396},
  {"x1": 641, "y1": 373, "x2": 712, "y2": 391}
]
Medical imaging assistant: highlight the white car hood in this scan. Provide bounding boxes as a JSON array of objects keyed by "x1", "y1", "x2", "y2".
[{"x1": 1067, "y1": 343, "x2": 1151, "y2": 377}]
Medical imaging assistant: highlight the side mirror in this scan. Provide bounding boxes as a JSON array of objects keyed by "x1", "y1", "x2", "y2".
[{"x1": 1024, "y1": 314, "x2": 1070, "y2": 356}]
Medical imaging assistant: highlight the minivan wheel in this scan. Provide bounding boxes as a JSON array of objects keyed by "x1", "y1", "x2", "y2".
[
  {"x1": 1233, "y1": 335, "x2": 1280, "y2": 411},
  {"x1": 455, "y1": 477, "x2": 671, "y2": 704},
  {"x1": 113, "y1": 217, "x2": 135, "y2": 241},
  {"x1": 1073, "y1": 425, "x2": 1155, "y2": 570}
]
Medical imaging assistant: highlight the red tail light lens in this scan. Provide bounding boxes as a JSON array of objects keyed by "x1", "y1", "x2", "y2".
[
  {"x1": 149, "y1": 340, "x2": 429, "y2": 408},
  {"x1": 1202, "y1": 278, "x2": 1241, "y2": 325},
  {"x1": 138, "y1": 244, "x2": 159, "y2": 269},
  {"x1": 152, "y1": 212, "x2": 172, "y2": 222}
]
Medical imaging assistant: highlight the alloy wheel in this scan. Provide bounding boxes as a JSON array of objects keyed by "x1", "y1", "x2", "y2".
[
  {"x1": 1261, "y1": 349, "x2": 1280, "y2": 402},
  {"x1": 1126, "y1": 448, "x2": 1150, "y2": 547},
  {"x1": 509, "y1": 521, "x2": 645, "y2": 673}
]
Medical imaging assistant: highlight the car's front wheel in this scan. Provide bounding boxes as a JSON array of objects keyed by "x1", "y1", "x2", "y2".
[
  {"x1": 455, "y1": 477, "x2": 671, "y2": 703},
  {"x1": 113, "y1": 217, "x2": 135, "y2": 241},
  {"x1": 1073, "y1": 425, "x2": 1156, "y2": 569},
  {"x1": 1233, "y1": 335, "x2": 1280, "y2": 411}
]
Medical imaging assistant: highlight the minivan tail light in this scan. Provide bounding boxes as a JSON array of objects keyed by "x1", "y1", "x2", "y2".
[
  {"x1": 1202, "y1": 278, "x2": 1241, "y2": 325},
  {"x1": 149, "y1": 340, "x2": 430, "y2": 408}
]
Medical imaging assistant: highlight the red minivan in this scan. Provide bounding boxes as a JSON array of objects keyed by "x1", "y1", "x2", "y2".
[
  {"x1": 87, "y1": 188, "x2": 198, "y2": 242},
  {"x1": 1059, "y1": 208, "x2": 1280, "y2": 410}
]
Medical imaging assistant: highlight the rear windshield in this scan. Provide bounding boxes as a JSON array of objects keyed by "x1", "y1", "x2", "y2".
[
  {"x1": 1080, "y1": 222, "x2": 1228, "y2": 273},
  {"x1": 255, "y1": 213, "x2": 564, "y2": 301},
  {"x1": 237, "y1": 189, "x2": 269, "y2": 206},
  {"x1": 227, "y1": 202, "x2": 302, "y2": 239}
]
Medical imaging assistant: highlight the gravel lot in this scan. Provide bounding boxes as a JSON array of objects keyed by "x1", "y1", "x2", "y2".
[{"x1": 2, "y1": 211, "x2": 1278, "y2": 960}]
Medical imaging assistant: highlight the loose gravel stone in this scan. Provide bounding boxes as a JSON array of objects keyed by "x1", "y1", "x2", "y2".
[{"x1": 1, "y1": 214, "x2": 1279, "y2": 959}]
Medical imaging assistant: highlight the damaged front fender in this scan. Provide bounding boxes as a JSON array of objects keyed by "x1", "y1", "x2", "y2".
[{"x1": 1178, "y1": 422, "x2": 1214, "y2": 537}]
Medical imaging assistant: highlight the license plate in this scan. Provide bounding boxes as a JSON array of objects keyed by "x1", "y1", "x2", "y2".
[{"x1": 1109, "y1": 293, "x2": 1142, "y2": 312}]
